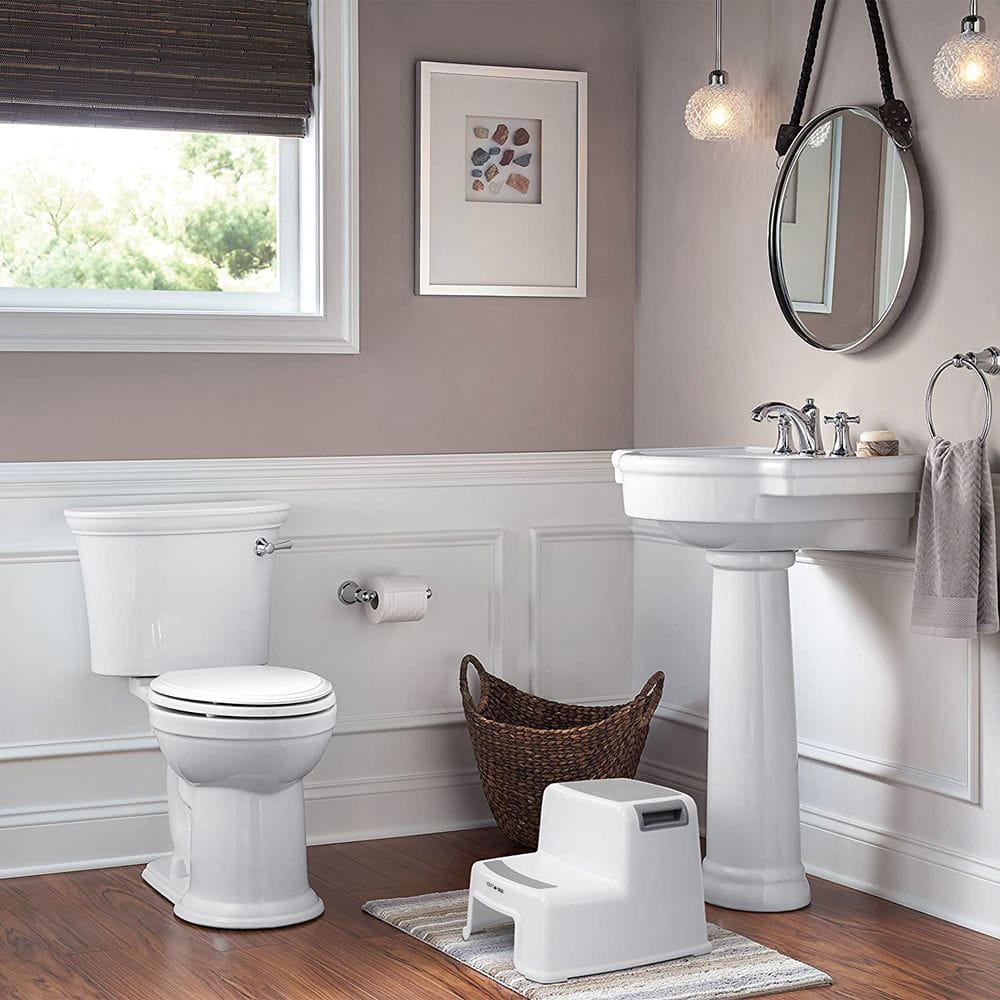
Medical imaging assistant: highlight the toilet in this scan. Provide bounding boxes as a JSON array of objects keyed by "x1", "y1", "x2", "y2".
[{"x1": 64, "y1": 499, "x2": 337, "y2": 930}]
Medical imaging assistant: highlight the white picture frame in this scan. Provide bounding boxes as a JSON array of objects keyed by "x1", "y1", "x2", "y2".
[{"x1": 417, "y1": 61, "x2": 587, "y2": 298}]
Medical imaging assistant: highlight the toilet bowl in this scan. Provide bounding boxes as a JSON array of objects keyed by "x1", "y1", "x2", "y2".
[
  {"x1": 147, "y1": 665, "x2": 336, "y2": 928},
  {"x1": 65, "y1": 500, "x2": 335, "y2": 930}
]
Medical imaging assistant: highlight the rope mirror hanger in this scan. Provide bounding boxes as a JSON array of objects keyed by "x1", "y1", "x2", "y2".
[{"x1": 775, "y1": 0, "x2": 914, "y2": 159}]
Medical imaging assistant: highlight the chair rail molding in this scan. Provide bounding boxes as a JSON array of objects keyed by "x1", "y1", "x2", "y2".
[{"x1": 0, "y1": 451, "x2": 615, "y2": 498}]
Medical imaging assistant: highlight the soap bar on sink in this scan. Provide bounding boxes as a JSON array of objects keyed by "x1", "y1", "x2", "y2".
[{"x1": 856, "y1": 430, "x2": 899, "y2": 458}]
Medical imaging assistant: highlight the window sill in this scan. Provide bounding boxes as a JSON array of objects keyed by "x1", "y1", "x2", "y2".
[{"x1": 0, "y1": 310, "x2": 359, "y2": 354}]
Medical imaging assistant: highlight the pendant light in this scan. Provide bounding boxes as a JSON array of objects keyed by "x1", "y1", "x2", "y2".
[
  {"x1": 684, "y1": 0, "x2": 752, "y2": 140},
  {"x1": 933, "y1": 0, "x2": 1000, "y2": 99}
]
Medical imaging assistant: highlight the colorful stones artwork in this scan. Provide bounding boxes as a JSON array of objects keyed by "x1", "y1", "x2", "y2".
[
  {"x1": 505, "y1": 172, "x2": 530, "y2": 195},
  {"x1": 465, "y1": 116, "x2": 541, "y2": 204}
]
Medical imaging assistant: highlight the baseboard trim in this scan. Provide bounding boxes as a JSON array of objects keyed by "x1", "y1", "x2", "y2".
[
  {"x1": 0, "y1": 767, "x2": 489, "y2": 880},
  {"x1": 1, "y1": 852, "x2": 172, "y2": 881},
  {"x1": 801, "y1": 806, "x2": 1000, "y2": 939},
  {"x1": 639, "y1": 754, "x2": 1000, "y2": 939}
]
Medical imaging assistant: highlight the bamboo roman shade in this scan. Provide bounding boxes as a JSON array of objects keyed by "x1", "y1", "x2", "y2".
[{"x1": 0, "y1": 1, "x2": 315, "y2": 137}]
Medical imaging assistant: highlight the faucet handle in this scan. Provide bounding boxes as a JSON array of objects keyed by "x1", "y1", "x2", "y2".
[
  {"x1": 824, "y1": 412, "x2": 860, "y2": 457},
  {"x1": 766, "y1": 412, "x2": 797, "y2": 455}
]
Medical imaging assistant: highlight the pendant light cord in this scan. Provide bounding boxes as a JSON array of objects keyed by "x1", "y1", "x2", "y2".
[
  {"x1": 715, "y1": 0, "x2": 723, "y2": 71},
  {"x1": 774, "y1": 0, "x2": 912, "y2": 157}
]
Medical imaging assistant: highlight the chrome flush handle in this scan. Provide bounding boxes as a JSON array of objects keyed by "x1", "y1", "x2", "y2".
[
  {"x1": 823, "y1": 412, "x2": 861, "y2": 457},
  {"x1": 254, "y1": 537, "x2": 293, "y2": 557}
]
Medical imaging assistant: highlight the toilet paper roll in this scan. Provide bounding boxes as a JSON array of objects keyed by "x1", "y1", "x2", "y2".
[{"x1": 364, "y1": 575, "x2": 429, "y2": 624}]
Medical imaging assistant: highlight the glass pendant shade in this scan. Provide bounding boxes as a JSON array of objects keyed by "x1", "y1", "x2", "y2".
[
  {"x1": 685, "y1": 0, "x2": 751, "y2": 141},
  {"x1": 934, "y1": 13, "x2": 1000, "y2": 98},
  {"x1": 685, "y1": 79, "x2": 752, "y2": 140}
]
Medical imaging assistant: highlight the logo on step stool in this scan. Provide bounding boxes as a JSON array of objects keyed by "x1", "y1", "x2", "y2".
[{"x1": 486, "y1": 881, "x2": 505, "y2": 894}]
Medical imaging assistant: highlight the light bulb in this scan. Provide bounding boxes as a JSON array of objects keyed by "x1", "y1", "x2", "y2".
[
  {"x1": 964, "y1": 60, "x2": 985, "y2": 82},
  {"x1": 710, "y1": 104, "x2": 731, "y2": 127},
  {"x1": 934, "y1": 15, "x2": 1000, "y2": 99},
  {"x1": 685, "y1": 74, "x2": 752, "y2": 141}
]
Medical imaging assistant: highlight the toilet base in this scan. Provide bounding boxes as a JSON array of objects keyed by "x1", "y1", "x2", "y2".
[
  {"x1": 174, "y1": 887, "x2": 324, "y2": 929},
  {"x1": 142, "y1": 855, "x2": 188, "y2": 905},
  {"x1": 143, "y1": 853, "x2": 325, "y2": 929}
]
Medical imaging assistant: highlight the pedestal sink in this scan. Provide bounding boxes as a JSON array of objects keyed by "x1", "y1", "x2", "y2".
[{"x1": 612, "y1": 447, "x2": 924, "y2": 912}]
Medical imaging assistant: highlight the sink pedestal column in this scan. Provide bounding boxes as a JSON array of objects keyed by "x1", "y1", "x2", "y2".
[{"x1": 701, "y1": 550, "x2": 811, "y2": 912}]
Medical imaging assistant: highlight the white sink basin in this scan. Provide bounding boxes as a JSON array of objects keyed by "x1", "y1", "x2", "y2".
[
  {"x1": 613, "y1": 447, "x2": 924, "y2": 551},
  {"x1": 613, "y1": 445, "x2": 924, "y2": 913}
]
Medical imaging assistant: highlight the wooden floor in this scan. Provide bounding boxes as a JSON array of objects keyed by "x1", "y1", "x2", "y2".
[{"x1": 0, "y1": 827, "x2": 997, "y2": 999}]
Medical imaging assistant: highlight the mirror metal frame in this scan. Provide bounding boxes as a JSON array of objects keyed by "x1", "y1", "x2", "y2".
[{"x1": 768, "y1": 106, "x2": 923, "y2": 355}]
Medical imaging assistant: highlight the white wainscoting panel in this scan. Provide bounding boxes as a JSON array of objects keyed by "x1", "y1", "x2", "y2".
[
  {"x1": 271, "y1": 529, "x2": 503, "y2": 730},
  {"x1": 792, "y1": 552, "x2": 980, "y2": 804},
  {"x1": 0, "y1": 451, "x2": 629, "y2": 877},
  {"x1": 631, "y1": 525, "x2": 711, "y2": 730},
  {"x1": 529, "y1": 525, "x2": 634, "y2": 703}
]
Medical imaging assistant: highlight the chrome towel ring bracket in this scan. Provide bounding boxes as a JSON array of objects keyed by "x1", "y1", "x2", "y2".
[{"x1": 925, "y1": 346, "x2": 1000, "y2": 444}]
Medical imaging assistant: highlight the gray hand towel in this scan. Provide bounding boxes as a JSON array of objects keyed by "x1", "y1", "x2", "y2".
[{"x1": 912, "y1": 437, "x2": 998, "y2": 638}]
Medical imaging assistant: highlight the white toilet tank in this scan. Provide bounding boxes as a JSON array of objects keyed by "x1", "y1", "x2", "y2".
[{"x1": 64, "y1": 500, "x2": 291, "y2": 677}]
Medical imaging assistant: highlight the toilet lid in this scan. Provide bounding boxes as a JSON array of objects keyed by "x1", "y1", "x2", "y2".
[{"x1": 149, "y1": 666, "x2": 335, "y2": 719}]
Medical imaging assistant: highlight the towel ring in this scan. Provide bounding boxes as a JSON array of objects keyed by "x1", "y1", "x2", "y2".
[{"x1": 925, "y1": 347, "x2": 1000, "y2": 444}]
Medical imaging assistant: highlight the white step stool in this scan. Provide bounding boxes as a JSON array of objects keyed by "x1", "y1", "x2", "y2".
[{"x1": 463, "y1": 779, "x2": 710, "y2": 983}]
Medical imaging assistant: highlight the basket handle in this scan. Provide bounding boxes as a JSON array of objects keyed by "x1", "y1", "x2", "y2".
[
  {"x1": 634, "y1": 671, "x2": 665, "y2": 727},
  {"x1": 460, "y1": 654, "x2": 491, "y2": 713}
]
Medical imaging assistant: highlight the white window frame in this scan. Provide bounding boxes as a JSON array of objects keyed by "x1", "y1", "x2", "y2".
[{"x1": 0, "y1": 0, "x2": 358, "y2": 354}]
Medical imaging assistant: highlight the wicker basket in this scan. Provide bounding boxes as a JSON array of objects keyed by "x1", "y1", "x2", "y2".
[{"x1": 460, "y1": 654, "x2": 665, "y2": 848}]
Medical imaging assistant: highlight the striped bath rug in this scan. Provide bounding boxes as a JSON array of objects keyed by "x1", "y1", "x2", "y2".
[{"x1": 363, "y1": 890, "x2": 831, "y2": 999}]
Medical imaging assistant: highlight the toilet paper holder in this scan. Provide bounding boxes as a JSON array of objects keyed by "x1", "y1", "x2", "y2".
[{"x1": 338, "y1": 579, "x2": 433, "y2": 608}]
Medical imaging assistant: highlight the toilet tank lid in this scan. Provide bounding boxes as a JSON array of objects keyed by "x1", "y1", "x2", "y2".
[
  {"x1": 64, "y1": 499, "x2": 290, "y2": 536},
  {"x1": 151, "y1": 666, "x2": 333, "y2": 706}
]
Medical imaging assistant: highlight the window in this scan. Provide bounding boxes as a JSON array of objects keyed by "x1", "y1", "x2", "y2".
[
  {"x1": 0, "y1": 0, "x2": 358, "y2": 354},
  {"x1": 0, "y1": 126, "x2": 300, "y2": 313}
]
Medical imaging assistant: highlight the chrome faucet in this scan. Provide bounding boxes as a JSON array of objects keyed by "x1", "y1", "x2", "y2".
[{"x1": 750, "y1": 398, "x2": 825, "y2": 456}]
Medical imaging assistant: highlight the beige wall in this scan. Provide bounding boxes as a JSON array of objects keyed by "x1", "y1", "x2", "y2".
[
  {"x1": 0, "y1": 0, "x2": 636, "y2": 462},
  {"x1": 636, "y1": 0, "x2": 1000, "y2": 458}
]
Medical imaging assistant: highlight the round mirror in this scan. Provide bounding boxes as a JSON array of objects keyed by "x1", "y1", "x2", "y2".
[{"x1": 769, "y1": 106, "x2": 923, "y2": 354}]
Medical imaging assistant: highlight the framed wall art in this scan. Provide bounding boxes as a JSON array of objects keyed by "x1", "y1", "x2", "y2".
[{"x1": 417, "y1": 61, "x2": 587, "y2": 297}]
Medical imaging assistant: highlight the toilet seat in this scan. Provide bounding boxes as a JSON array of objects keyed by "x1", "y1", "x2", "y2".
[{"x1": 149, "y1": 665, "x2": 335, "y2": 719}]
